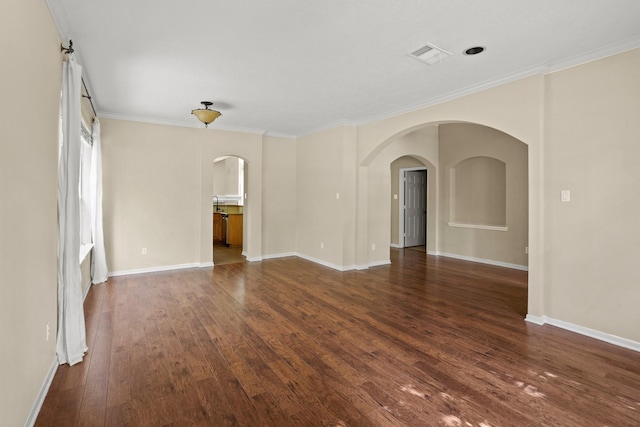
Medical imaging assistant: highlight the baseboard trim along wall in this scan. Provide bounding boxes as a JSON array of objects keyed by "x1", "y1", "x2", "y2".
[
  {"x1": 107, "y1": 249, "x2": 527, "y2": 277},
  {"x1": 109, "y1": 262, "x2": 205, "y2": 277},
  {"x1": 525, "y1": 315, "x2": 640, "y2": 353},
  {"x1": 295, "y1": 253, "x2": 356, "y2": 272},
  {"x1": 25, "y1": 357, "x2": 58, "y2": 427},
  {"x1": 436, "y1": 251, "x2": 528, "y2": 271},
  {"x1": 369, "y1": 259, "x2": 391, "y2": 268},
  {"x1": 261, "y1": 252, "x2": 296, "y2": 260}
]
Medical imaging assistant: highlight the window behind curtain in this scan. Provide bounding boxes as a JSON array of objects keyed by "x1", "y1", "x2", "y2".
[{"x1": 79, "y1": 124, "x2": 93, "y2": 260}]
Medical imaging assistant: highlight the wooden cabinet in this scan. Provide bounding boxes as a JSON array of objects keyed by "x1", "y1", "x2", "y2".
[
  {"x1": 213, "y1": 212, "x2": 223, "y2": 242},
  {"x1": 227, "y1": 214, "x2": 243, "y2": 248}
]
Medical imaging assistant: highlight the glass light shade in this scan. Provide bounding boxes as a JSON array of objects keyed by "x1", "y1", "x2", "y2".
[{"x1": 192, "y1": 108, "x2": 221, "y2": 127}]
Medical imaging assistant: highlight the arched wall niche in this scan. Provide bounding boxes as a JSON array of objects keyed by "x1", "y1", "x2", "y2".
[{"x1": 450, "y1": 156, "x2": 507, "y2": 227}]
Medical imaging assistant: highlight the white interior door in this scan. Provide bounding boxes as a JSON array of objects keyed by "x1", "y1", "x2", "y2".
[{"x1": 404, "y1": 170, "x2": 427, "y2": 247}]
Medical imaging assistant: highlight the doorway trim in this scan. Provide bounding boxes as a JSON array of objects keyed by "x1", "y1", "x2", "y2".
[{"x1": 398, "y1": 166, "x2": 427, "y2": 249}]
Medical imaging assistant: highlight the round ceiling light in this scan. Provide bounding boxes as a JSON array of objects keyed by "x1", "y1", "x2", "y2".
[
  {"x1": 192, "y1": 101, "x2": 222, "y2": 128},
  {"x1": 464, "y1": 46, "x2": 485, "y2": 56}
]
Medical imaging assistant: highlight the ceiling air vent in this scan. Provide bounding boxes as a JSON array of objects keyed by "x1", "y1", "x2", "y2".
[{"x1": 407, "y1": 43, "x2": 452, "y2": 65}]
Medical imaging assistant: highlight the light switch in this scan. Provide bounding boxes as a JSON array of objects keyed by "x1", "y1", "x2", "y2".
[{"x1": 561, "y1": 190, "x2": 571, "y2": 202}]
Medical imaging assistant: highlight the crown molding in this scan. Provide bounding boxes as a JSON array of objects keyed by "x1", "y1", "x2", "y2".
[
  {"x1": 45, "y1": 0, "x2": 71, "y2": 42},
  {"x1": 546, "y1": 34, "x2": 640, "y2": 74},
  {"x1": 297, "y1": 120, "x2": 359, "y2": 139},
  {"x1": 263, "y1": 131, "x2": 297, "y2": 139},
  {"x1": 355, "y1": 38, "x2": 640, "y2": 129},
  {"x1": 98, "y1": 112, "x2": 273, "y2": 136},
  {"x1": 356, "y1": 64, "x2": 548, "y2": 128}
]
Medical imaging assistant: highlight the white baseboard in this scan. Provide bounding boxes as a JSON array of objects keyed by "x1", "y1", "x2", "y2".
[
  {"x1": 427, "y1": 250, "x2": 438, "y2": 256},
  {"x1": 109, "y1": 262, "x2": 204, "y2": 277},
  {"x1": 390, "y1": 243, "x2": 401, "y2": 249},
  {"x1": 525, "y1": 315, "x2": 640, "y2": 353},
  {"x1": 436, "y1": 251, "x2": 528, "y2": 271},
  {"x1": 24, "y1": 357, "x2": 58, "y2": 427},
  {"x1": 296, "y1": 253, "x2": 356, "y2": 272},
  {"x1": 261, "y1": 252, "x2": 296, "y2": 260},
  {"x1": 524, "y1": 314, "x2": 545, "y2": 325},
  {"x1": 369, "y1": 259, "x2": 391, "y2": 268},
  {"x1": 104, "y1": 251, "x2": 523, "y2": 278}
]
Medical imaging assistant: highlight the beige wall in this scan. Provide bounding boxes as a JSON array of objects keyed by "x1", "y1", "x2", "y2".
[
  {"x1": 262, "y1": 136, "x2": 297, "y2": 256},
  {"x1": 0, "y1": 0, "x2": 61, "y2": 425},
  {"x1": 296, "y1": 126, "x2": 350, "y2": 267},
  {"x1": 101, "y1": 119, "x2": 202, "y2": 272},
  {"x1": 439, "y1": 123, "x2": 528, "y2": 267},
  {"x1": 101, "y1": 121, "x2": 263, "y2": 270},
  {"x1": 544, "y1": 49, "x2": 640, "y2": 341},
  {"x1": 451, "y1": 157, "x2": 506, "y2": 226},
  {"x1": 101, "y1": 120, "x2": 294, "y2": 270}
]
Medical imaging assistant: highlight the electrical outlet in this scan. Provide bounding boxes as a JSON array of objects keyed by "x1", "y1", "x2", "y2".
[
  {"x1": 320, "y1": 242, "x2": 324, "y2": 249},
  {"x1": 393, "y1": 194, "x2": 398, "y2": 200},
  {"x1": 371, "y1": 243, "x2": 376, "y2": 250},
  {"x1": 46, "y1": 323, "x2": 50, "y2": 341},
  {"x1": 525, "y1": 246, "x2": 529, "y2": 254},
  {"x1": 142, "y1": 247, "x2": 148, "y2": 255},
  {"x1": 336, "y1": 193, "x2": 340, "y2": 200}
]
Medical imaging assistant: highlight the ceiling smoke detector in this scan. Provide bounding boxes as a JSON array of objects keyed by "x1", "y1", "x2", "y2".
[{"x1": 407, "y1": 43, "x2": 453, "y2": 65}]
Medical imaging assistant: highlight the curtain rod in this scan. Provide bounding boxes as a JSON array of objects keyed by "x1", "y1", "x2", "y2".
[{"x1": 61, "y1": 40, "x2": 98, "y2": 118}]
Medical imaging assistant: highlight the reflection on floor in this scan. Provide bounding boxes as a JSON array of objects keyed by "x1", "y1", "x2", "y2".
[
  {"x1": 213, "y1": 242, "x2": 245, "y2": 265},
  {"x1": 405, "y1": 245, "x2": 426, "y2": 253}
]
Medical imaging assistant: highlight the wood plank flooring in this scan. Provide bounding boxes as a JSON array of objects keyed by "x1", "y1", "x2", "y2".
[
  {"x1": 213, "y1": 242, "x2": 245, "y2": 266},
  {"x1": 36, "y1": 249, "x2": 640, "y2": 426}
]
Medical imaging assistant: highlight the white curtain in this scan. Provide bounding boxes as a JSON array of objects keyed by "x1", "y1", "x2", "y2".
[
  {"x1": 57, "y1": 56, "x2": 88, "y2": 366},
  {"x1": 90, "y1": 120, "x2": 108, "y2": 283}
]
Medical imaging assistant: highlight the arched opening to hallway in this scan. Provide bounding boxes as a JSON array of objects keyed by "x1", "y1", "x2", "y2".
[
  {"x1": 372, "y1": 122, "x2": 529, "y2": 316},
  {"x1": 390, "y1": 157, "x2": 428, "y2": 251}
]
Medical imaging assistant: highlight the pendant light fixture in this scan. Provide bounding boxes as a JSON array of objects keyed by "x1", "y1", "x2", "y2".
[{"x1": 191, "y1": 101, "x2": 221, "y2": 127}]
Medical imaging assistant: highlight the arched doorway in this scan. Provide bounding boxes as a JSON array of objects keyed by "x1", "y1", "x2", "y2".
[
  {"x1": 212, "y1": 155, "x2": 247, "y2": 265},
  {"x1": 365, "y1": 121, "x2": 529, "y2": 312},
  {"x1": 391, "y1": 157, "x2": 428, "y2": 250}
]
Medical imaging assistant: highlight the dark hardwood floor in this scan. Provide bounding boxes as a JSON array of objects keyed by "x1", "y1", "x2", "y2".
[
  {"x1": 213, "y1": 242, "x2": 245, "y2": 266},
  {"x1": 36, "y1": 249, "x2": 640, "y2": 426}
]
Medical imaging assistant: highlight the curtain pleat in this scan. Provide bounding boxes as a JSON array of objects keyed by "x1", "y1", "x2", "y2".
[
  {"x1": 57, "y1": 56, "x2": 87, "y2": 366},
  {"x1": 90, "y1": 120, "x2": 108, "y2": 283}
]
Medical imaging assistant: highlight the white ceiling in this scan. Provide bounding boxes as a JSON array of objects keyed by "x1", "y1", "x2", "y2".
[{"x1": 47, "y1": 0, "x2": 640, "y2": 137}]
